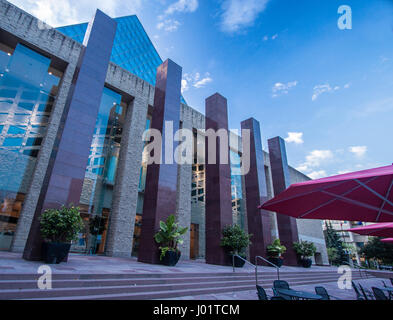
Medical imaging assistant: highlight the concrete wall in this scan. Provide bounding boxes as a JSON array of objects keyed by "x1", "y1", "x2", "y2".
[
  {"x1": 1, "y1": 0, "x2": 329, "y2": 264},
  {"x1": 289, "y1": 167, "x2": 329, "y2": 265}
]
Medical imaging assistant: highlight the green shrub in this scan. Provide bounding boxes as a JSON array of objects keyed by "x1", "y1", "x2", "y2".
[
  {"x1": 220, "y1": 224, "x2": 252, "y2": 256},
  {"x1": 89, "y1": 215, "x2": 107, "y2": 236},
  {"x1": 267, "y1": 239, "x2": 286, "y2": 258},
  {"x1": 293, "y1": 240, "x2": 317, "y2": 259},
  {"x1": 154, "y1": 214, "x2": 188, "y2": 261},
  {"x1": 40, "y1": 206, "x2": 84, "y2": 243}
]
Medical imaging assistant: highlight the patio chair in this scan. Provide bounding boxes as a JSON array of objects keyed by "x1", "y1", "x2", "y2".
[
  {"x1": 359, "y1": 284, "x2": 374, "y2": 300},
  {"x1": 256, "y1": 285, "x2": 269, "y2": 300},
  {"x1": 273, "y1": 280, "x2": 290, "y2": 290},
  {"x1": 315, "y1": 286, "x2": 342, "y2": 300},
  {"x1": 382, "y1": 281, "x2": 393, "y2": 299},
  {"x1": 372, "y1": 287, "x2": 389, "y2": 300},
  {"x1": 272, "y1": 288, "x2": 292, "y2": 300},
  {"x1": 352, "y1": 281, "x2": 365, "y2": 300}
]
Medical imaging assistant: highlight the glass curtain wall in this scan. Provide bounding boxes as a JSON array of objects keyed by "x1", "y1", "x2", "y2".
[
  {"x1": 230, "y1": 150, "x2": 245, "y2": 229},
  {"x1": 132, "y1": 117, "x2": 150, "y2": 256},
  {"x1": 0, "y1": 43, "x2": 62, "y2": 250},
  {"x1": 73, "y1": 87, "x2": 126, "y2": 254}
]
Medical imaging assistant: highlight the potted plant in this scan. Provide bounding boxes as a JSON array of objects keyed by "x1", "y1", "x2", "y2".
[
  {"x1": 40, "y1": 205, "x2": 84, "y2": 264},
  {"x1": 267, "y1": 239, "x2": 286, "y2": 267},
  {"x1": 154, "y1": 214, "x2": 188, "y2": 266},
  {"x1": 220, "y1": 224, "x2": 252, "y2": 268},
  {"x1": 293, "y1": 241, "x2": 317, "y2": 268}
]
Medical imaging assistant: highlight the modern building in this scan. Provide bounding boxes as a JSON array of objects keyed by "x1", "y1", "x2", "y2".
[{"x1": 0, "y1": 0, "x2": 329, "y2": 265}]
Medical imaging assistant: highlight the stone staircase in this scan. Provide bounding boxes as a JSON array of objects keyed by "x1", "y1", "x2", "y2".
[{"x1": 0, "y1": 269, "x2": 369, "y2": 300}]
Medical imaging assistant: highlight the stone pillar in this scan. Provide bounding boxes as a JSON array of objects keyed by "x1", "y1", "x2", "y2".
[
  {"x1": 138, "y1": 59, "x2": 182, "y2": 264},
  {"x1": 105, "y1": 91, "x2": 149, "y2": 258},
  {"x1": 268, "y1": 136, "x2": 299, "y2": 266},
  {"x1": 205, "y1": 93, "x2": 233, "y2": 266},
  {"x1": 241, "y1": 118, "x2": 271, "y2": 263},
  {"x1": 176, "y1": 106, "x2": 193, "y2": 260},
  {"x1": 22, "y1": 10, "x2": 117, "y2": 261}
]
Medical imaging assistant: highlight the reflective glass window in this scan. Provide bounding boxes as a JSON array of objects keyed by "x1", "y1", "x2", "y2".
[{"x1": 0, "y1": 43, "x2": 61, "y2": 251}]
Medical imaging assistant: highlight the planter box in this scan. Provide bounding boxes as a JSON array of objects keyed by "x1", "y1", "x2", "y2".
[
  {"x1": 231, "y1": 255, "x2": 246, "y2": 268},
  {"x1": 42, "y1": 242, "x2": 71, "y2": 264},
  {"x1": 267, "y1": 257, "x2": 284, "y2": 268},
  {"x1": 161, "y1": 250, "x2": 181, "y2": 266},
  {"x1": 300, "y1": 258, "x2": 312, "y2": 268}
]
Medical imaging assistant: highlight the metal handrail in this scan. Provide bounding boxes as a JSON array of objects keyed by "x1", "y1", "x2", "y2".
[
  {"x1": 342, "y1": 261, "x2": 369, "y2": 279},
  {"x1": 231, "y1": 255, "x2": 281, "y2": 286},
  {"x1": 255, "y1": 256, "x2": 280, "y2": 285},
  {"x1": 232, "y1": 254, "x2": 255, "y2": 272}
]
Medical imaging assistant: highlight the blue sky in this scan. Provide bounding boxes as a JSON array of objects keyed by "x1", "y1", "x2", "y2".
[{"x1": 10, "y1": 0, "x2": 393, "y2": 179}]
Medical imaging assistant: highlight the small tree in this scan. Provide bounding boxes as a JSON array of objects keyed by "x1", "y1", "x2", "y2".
[
  {"x1": 360, "y1": 237, "x2": 393, "y2": 265},
  {"x1": 293, "y1": 241, "x2": 317, "y2": 260},
  {"x1": 327, "y1": 247, "x2": 339, "y2": 264},
  {"x1": 324, "y1": 221, "x2": 348, "y2": 265},
  {"x1": 154, "y1": 215, "x2": 188, "y2": 261},
  {"x1": 89, "y1": 215, "x2": 107, "y2": 236},
  {"x1": 40, "y1": 206, "x2": 84, "y2": 243},
  {"x1": 220, "y1": 224, "x2": 252, "y2": 256},
  {"x1": 267, "y1": 239, "x2": 286, "y2": 258}
]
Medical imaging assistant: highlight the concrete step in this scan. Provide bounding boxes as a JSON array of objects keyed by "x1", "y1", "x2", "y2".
[
  {"x1": 28, "y1": 276, "x2": 367, "y2": 300},
  {"x1": 0, "y1": 273, "x2": 368, "y2": 299},
  {"x1": 0, "y1": 271, "x2": 366, "y2": 290},
  {"x1": 0, "y1": 270, "x2": 342, "y2": 280}
]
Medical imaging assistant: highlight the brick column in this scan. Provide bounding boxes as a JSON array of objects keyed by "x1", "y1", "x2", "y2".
[
  {"x1": 138, "y1": 59, "x2": 182, "y2": 264},
  {"x1": 22, "y1": 10, "x2": 117, "y2": 261},
  {"x1": 205, "y1": 93, "x2": 233, "y2": 266},
  {"x1": 105, "y1": 90, "x2": 149, "y2": 258},
  {"x1": 241, "y1": 118, "x2": 271, "y2": 263},
  {"x1": 268, "y1": 136, "x2": 299, "y2": 266}
]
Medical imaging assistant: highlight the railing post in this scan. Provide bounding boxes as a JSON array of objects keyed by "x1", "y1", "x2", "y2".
[
  {"x1": 255, "y1": 257, "x2": 258, "y2": 286},
  {"x1": 232, "y1": 254, "x2": 235, "y2": 273}
]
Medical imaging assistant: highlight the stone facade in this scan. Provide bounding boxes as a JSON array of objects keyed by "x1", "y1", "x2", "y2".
[{"x1": 0, "y1": 0, "x2": 329, "y2": 266}]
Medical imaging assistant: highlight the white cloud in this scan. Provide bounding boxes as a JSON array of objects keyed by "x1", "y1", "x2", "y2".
[
  {"x1": 349, "y1": 146, "x2": 367, "y2": 157},
  {"x1": 220, "y1": 0, "x2": 270, "y2": 32},
  {"x1": 8, "y1": 0, "x2": 143, "y2": 27},
  {"x1": 337, "y1": 170, "x2": 351, "y2": 175},
  {"x1": 164, "y1": 0, "x2": 198, "y2": 16},
  {"x1": 272, "y1": 81, "x2": 298, "y2": 98},
  {"x1": 194, "y1": 75, "x2": 213, "y2": 88},
  {"x1": 312, "y1": 82, "x2": 351, "y2": 101},
  {"x1": 297, "y1": 149, "x2": 334, "y2": 172},
  {"x1": 271, "y1": 34, "x2": 278, "y2": 40},
  {"x1": 308, "y1": 170, "x2": 328, "y2": 179},
  {"x1": 181, "y1": 79, "x2": 189, "y2": 93},
  {"x1": 182, "y1": 72, "x2": 212, "y2": 93},
  {"x1": 157, "y1": 19, "x2": 181, "y2": 32},
  {"x1": 285, "y1": 132, "x2": 304, "y2": 145},
  {"x1": 312, "y1": 84, "x2": 335, "y2": 101}
]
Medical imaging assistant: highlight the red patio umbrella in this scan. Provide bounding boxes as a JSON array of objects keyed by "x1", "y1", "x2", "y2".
[
  {"x1": 381, "y1": 238, "x2": 393, "y2": 243},
  {"x1": 347, "y1": 222, "x2": 393, "y2": 237},
  {"x1": 259, "y1": 165, "x2": 393, "y2": 223}
]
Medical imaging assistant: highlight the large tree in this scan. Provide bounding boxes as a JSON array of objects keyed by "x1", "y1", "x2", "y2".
[
  {"x1": 360, "y1": 237, "x2": 393, "y2": 265},
  {"x1": 324, "y1": 221, "x2": 348, "y2": 265}
]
